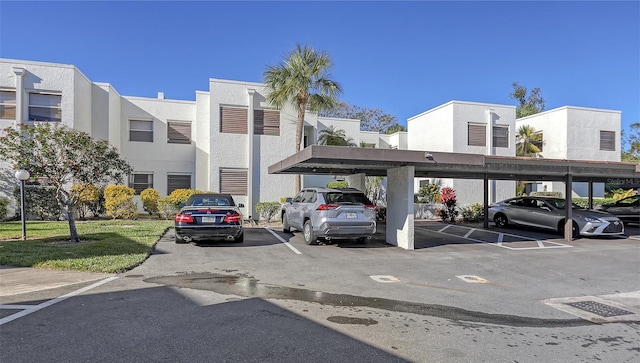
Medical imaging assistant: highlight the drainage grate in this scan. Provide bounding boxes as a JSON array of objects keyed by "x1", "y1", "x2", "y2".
[{"x1": 565, "y1": 301, "x2": 634, "y2": 317}]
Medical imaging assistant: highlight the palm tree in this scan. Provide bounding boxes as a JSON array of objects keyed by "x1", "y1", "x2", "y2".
[
  {"x1": 318, "y1": 125, "x2": 356, "y2": 146},
  {"x1": 516, "y1": 125, "x2": 542, "y2": 157},
  {"x1": 263, "y1": 44, "x2": 343, "y2": 193}
]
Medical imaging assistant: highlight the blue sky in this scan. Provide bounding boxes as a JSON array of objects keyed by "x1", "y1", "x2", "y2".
[{"x1": 1, "y1": 1, "x2": 638, "y2": 137}]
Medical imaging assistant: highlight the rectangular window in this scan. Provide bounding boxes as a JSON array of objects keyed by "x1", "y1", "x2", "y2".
[
  {"x1": 167, "y1": 121, "x2": 191, "y2": 144},
  {"x1": 129, "y1": 120, "x2": 154, "y2": 142},
  {"x1": 532, "y1": 131, "x2": 543, "y2": 152},
  {"x1": 220, "y1": 168, "x2": 248, "y2": 195},
  {"x1": 493, "y1": 125, "x2": 509, "y2": 148},
  {"x1": 254, "y1": 109, "x2": 280, "y2": 136},
  {"x1": 468, "y1": 123, "x2": 486, "y2": 146},
  {"x1": 29, "y1": 93, "x2": 61, "y2": 122},
  {"x1": 167, "y1": 174, "x2": 191, "y2": 195},
  {"x1": 129, "y1": 173, "x2": 153, "y2": 194},
  {"x1": 0, "y1": 90, "x2": 16, "y2": 120},
  {"x1": 220, "y1": 107, "x2": 247, "y2": 134},
  {"x1": 600, "y1": 130, "x2": 615, "y2": 151}
]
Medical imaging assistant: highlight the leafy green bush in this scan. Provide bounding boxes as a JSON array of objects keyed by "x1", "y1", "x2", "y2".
[
  {"x1": 104, "y1": 185, "x2": 137, "y2": 219},
  {"x1": 460, "y1": 203, "x2": 484, "y2": 222},
  {"x1": 572, "y1": 198, "x2": 616, "y2": 209},
  {"x1": 256, "y1": 202, "x2": 281, "y2": 223},
  {"x1": 418, "y1": 183, "x2": 440, "y2": 203},
  {"x1": 0, "y1": 197, "x2": 8, "y2": 220},
  {"x1": 166, "y1": 188, "x2": 203, "y2": 209},
  {"x1": 327, "y1": 181, "x2": 349, "y2": 188},
  {"x1": 140, "y1": 188, "x2": 160, "y2": 216},
  {"x1": 158, "y1": 197, "x2": 178, "y2": 220},
  {"x1": 529, "y1": 191, "x2": 563, "y2": 198},
  {"x1": 14, "y1": 185, "x2": 61, "y2": 220},
  {"x1": 71, "y1": 184, "x2": 102, "y2": 220}
]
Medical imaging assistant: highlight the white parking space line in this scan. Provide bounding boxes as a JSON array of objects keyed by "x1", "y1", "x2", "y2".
[
  {"x1": 420, "y1": 223, "x2": 572, "y2": 250},
  {"x1": 266, "y1": 228, "x2": 302, "y2": 255},
  {"x1": 0, "y1": 276, "x2": 118, "y2": 326}
]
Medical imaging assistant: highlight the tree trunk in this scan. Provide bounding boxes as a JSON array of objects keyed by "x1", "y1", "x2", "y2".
[
  {"x1": 295, "y1": 102, "x2": 306, "y2": 194},
  {"x1": 65, "y1": 202, "x2": 80, "y2": 243}
]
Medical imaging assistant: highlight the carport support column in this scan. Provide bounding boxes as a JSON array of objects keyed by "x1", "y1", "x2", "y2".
[
  {"x1": 564, "y1": 172, "x2": 573, "y2": 241},
  {"x1": 386, "y1": 166, "x2": 415, "y2": 250},
  {"x1": 247, "y1": 89, "x2": 256, "y2": 221},
  {"x1": 346, "y1": 173, "x2": 366, "y2": 192}
]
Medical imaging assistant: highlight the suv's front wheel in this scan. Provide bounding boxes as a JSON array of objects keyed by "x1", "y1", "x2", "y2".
[
  {"x1": 303, "y1": 220, "x2": 318, "y2": 245},
  {"x1": 282, "y1": 213, "x2": 291, "y2": 233}
]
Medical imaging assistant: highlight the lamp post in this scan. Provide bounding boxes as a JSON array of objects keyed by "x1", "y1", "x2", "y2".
[{"x1": 15, "y1": 169, "x2": 30, "y2": 241}]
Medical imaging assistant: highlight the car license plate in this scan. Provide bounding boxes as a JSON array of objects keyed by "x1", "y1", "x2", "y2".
[
  {"x1": 346, "y1": 212, "x2": 357, "y2": 219},
  {"x1": 202, "y1": 216, "x2": 216, "y2": 223}
]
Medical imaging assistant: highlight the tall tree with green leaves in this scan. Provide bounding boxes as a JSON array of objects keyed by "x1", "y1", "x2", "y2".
[
  {"x1": 385, "y1": 123, "x2": 407, "y2": 134},
  {"x1": 264, "y1": 44, "x2": 342, "y2": 193},
  {"x1": 318, "y1": 125, "x2": 356, "y2": 146},
  {"x1": 510, "y1": 82, "x2": 545, "y2": 118},
  {"x1": 621, "y1": 122, "x2": 640, "y2": 162},
  {"x1": 319, "y1": 100, "x2": 398, "y2": 132},
  {"x1": 516, "y1": 125, "x2": 542, "y2": 156},
  {"x1": 0, "y1": 123, "x2": 132, "y2": 242}
]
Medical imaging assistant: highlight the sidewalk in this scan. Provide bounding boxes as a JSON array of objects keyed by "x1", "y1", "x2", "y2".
[{"x1": 0, "y1": 266, "x2": 113, "y2": 297}]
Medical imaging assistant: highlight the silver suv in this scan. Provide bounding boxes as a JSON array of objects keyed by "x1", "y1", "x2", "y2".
[{"x1": 281, "y1": 187, "x2": 377, "y2": 245}]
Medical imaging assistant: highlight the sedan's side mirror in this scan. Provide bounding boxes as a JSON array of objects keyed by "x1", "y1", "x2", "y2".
[{"x1": 285, "y1": 198, "x2": 293, "y2": 203}]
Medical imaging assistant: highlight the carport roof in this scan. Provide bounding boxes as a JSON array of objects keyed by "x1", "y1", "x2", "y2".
[{"x1": 268, "y1": 145, "x2": 640, "y2": 183}]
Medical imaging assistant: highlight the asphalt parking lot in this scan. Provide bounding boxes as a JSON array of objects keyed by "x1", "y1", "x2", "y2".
[{"x1": 2, "y1": 220, "x2": 639, "y2": 362}]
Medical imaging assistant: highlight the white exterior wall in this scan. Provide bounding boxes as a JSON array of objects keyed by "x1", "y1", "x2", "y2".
[
  {"x1": 516, "y1": 106, "x2": 621, "y2": 198},
  {"x1": 194, "y1": 91, "x2": 211, "y2": 191},
  {"x1": 409, "y1": 101, "x2": 516, "y2": 205},
  {"x1": 121, "y1": 97, "x2": 197, "y2": 196}
]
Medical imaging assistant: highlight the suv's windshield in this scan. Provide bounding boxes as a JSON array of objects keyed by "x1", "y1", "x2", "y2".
[{"x1": 325, "y1": 192, "x2": 372, "y2": 205}]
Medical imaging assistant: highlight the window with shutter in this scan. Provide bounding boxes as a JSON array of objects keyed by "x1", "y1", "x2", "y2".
[
  {"x1": 130, "y1": 120, "x2": 154, "y2": 142},
  {"x1": 468, "y1": 123, "x2": 486, "y2": 146},
  {"x1": 254, "y1": 109, "x2": 280, "y2": 136},
  {"x1": 600, "y1": 130, "x2": 615, "y2": 151},
  {"x1": 167, "y1": 121, "x2": 191, "y2": 144},
  {"x1": 0, "y1": 90, "x2": 16, "y2": 120},
  {"x1": 220, "y1": 168, "x2": 248, "y2": 195},
  {"x1": 221, "y1": 107, "x2": 248, "y2": 134},
  {"x1": 129, "y1": 173, "x2": 153, "y2": 194},
  {"x1": 493, "y1": 125, "x2": 509, "y2": 148},
  {"x1": 29, "y1": 93, "x2": 61, "y2": 122},
  {"x1": 167, "y1": 174, "x2": 191, "y2": 194}
]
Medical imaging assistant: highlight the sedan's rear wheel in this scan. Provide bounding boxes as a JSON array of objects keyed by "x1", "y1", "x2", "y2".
[
  {"x1": 494, "y1": 213, "x2": 508, "y2": 228},
  {"x1": 303, "y1": 220, "x2": 317, "y2": 245},
  {"x1": 235, "y1": 232, "x2": 244, "y2": 243},
  {"x1": 175, "y1": 234, "x2": 187, "y2": 244}
]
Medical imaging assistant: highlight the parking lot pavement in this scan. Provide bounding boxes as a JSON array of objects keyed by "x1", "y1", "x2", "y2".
[{"x1": 0, "y1": 266, "x2": 113, "y2": 298}]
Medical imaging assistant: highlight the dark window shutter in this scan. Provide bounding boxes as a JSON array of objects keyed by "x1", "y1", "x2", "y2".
[
  {"x1": 492, "y1": 125, "x2": 509, "y2": 148},
  {"x1": 221, "y1": 107, "x2": 248, "y2": 134},
  {"x1": 167, "y1": 175, "x2": 191, "y2": 194},
  {"x1": 468, "y1": 123, "x2": 486, "y2": 146},
  {"x1": 600, "y1": 131, "x2": 615, "y2": 151},
  {"x1": 168, "y1": 121, "x2": 191, "y2": 144},
  {"x1": 220, "y1": 169, "x2": 248, "y2": 195},
  {"x1": 253, "y1": 109, "x2": 280, "y2": 136}
]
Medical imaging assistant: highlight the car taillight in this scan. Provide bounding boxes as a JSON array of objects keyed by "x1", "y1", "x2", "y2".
[
  {"x1": 175, "y1": 213, "x2": 194, "y2": 223},
  {"x1": 316, "y1": 204, "x2": 340, "y2": 210},
  {"x1": 365, "y1": 205, "x2": 377, "y2": 210},
  {"x1": 224, "y1": 213, "x2": 242, "y2": 223}
]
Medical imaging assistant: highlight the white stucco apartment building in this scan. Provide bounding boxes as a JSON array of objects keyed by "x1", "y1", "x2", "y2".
[
  {"x1": 514, "y1": 106, "x2": 621, "y2": 198},
  {"x1": 0, "y1": 59, "x2": 399, "y2": 218},
  {"x1": 0, "y1": 58, "x2": 623, "y2": 217},
  {"x1": 407, "y1": 101, "x2": 517, "y2": 205}
]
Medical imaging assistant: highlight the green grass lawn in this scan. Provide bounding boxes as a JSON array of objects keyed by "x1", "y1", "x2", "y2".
[{"x1": 0, "y1": 219, "x2": 174, "y2": 273}]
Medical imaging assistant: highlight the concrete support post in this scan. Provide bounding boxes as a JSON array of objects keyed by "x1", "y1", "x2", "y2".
[
  {"x1": 346, "y1": 173, "x2": 366, "y2": 192},
  {"x1": 588, "y1": 181, "x2": 594, "y2": 210},
  {"x1": 483, "y1": 176, "x2": 489, "y2": 228},
  {"x1": 247, "y1": 89, "x2": 256, "y2": 221},
  {"x1": 386, "y1": 166, "x2": 415, "y2": 250},
  {"x1": 564, "y1": 172, "x2": 573, "y2": 241}
]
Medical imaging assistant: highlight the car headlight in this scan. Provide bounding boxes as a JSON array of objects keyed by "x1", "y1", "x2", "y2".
[{"x1": 578, "y1": 216, "x2": 601, "y2": 223}]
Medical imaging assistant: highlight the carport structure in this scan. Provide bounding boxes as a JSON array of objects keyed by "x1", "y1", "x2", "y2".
[{"x1": 269, "y1": 145, "x2": 640, "y2": 250}]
